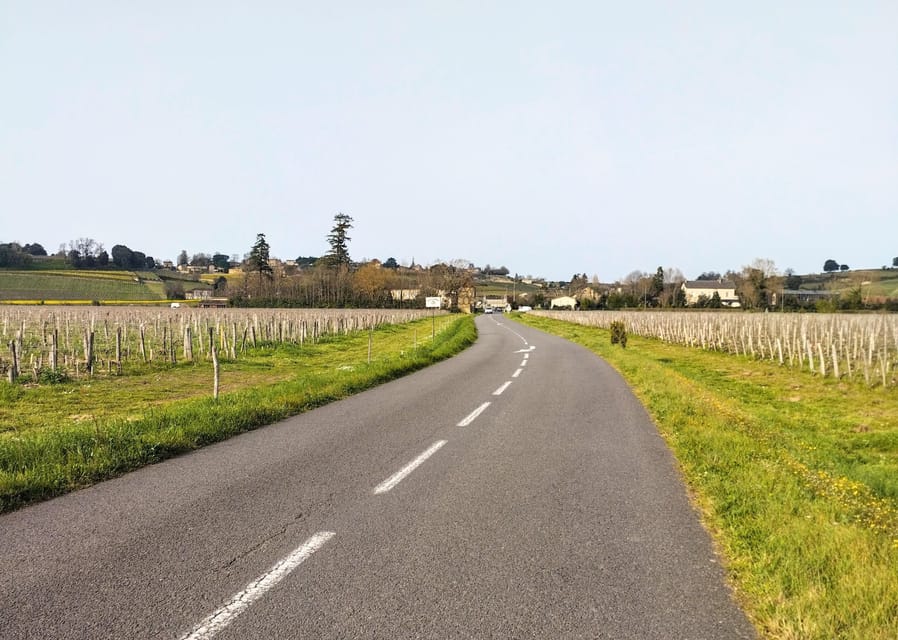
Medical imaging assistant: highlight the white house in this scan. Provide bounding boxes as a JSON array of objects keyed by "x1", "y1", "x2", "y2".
[
  {"x1": 681, "y1": 280, "x2": 740, "y2": 307},
  {"x1": 390, "y1": 289, "x2": 421, "y2": 302},
  {"x1": 550, "y1": 295, "x2": 578, "y2": 309},
  {"x1": 184, "y1": 287, "x2": 214, "y2": 300}
]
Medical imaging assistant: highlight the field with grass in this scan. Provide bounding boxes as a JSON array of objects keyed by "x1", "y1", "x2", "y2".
[
  {"x1": 0, "y1": 306, "x2": 437, "y2": 379},
  {"x1": 799, "y1": 269, "x2": 898, "y2": 299},
  {"x1": 516, "y1": 312, "x2": 898, "y2": 639},
  {"x1": 474, "y1": 277, "x2": 544, "y2": 300},
  {"x1": 0, "y1": 311, "x2": 474, "y2": 512},
  {"x1": 855, "y1": 270, "x2": 898, "y2": 299},
  {"x1": 533, "y1": 310, "x2": 898, "y2": 387},
  {"x1": 0, "y1": 270, "x2": 167, "y2": 301}
]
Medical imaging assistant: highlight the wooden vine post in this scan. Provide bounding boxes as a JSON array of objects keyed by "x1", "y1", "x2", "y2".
[
  {"x1": 50, "y1": 329, "x2": 58, "y2": 372},
  {"x1": 115, "y1": 326, "x2": 122, "y2": 374},
  {"x1": 210, "y1": 326, "x2": 220, "y2": 400},
  {"x1": 84, "y1": 331, "x2": 94, "y2": 376},
  {"x1": 8, "y1": 340, "x2": 18, "y2": 383}
]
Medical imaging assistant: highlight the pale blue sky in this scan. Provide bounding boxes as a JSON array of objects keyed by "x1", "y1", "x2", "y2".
[{"x1": 2, "y1": 1, "x2": 896, "y2": 281}]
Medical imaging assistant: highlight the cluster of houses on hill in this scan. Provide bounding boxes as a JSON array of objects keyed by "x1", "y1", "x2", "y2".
[
  {"x1": 546, "y1": 280, "x2": 740, "y2": 310},
  {"x1": 163, "y1": 252, "x2": 750, "y2": 311}
]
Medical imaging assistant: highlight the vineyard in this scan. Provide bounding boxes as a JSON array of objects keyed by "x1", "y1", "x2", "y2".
[
  {"x1": 532, "y1": 310, "x2": 898, "y2": 387},
  {"x1": 0, "y1": 270, "x2": 168, "y2": 301},
  {"x1": 0, "y1": 306, "x2": 439, "y2": 382}
]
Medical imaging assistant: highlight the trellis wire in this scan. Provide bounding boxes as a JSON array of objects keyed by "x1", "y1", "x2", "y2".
[
  {"x1": 0, "y1": 307, "x2": 439, "y2": 380},
  {"x1": 532, "y1": 311, "x2": 898, "y2": 388}
]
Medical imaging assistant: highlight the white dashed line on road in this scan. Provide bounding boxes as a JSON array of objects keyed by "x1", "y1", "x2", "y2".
[
  {"x1": 457, "y1": 402, "x2": 491, "y2": 427},
  {"x1": 493, "y1": 381, "x2": 512, "y2": 396},
  {"x1": 180, "y1": 531, "x2": 335, "y2": 640},
  {"x1": 512, "y1": 368, "x2": 523, "y2": 378},
  {"x1": 374, "y1": 440, "x2": 447, "y2": 494}
]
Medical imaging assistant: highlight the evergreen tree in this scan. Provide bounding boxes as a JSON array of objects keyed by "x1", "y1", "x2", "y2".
[
  {"x1": 324, "y1": 213, "x2": 353, "y2": 267},
  {"x1": 247, "y1": 233, "x2": 273, "y2": 289},
  {"x1": 212, "y1": 253, "x2": 230, "y2": 272},
  {"x1": 650, "y1": 267, "x2": 665, "y2": 299}
]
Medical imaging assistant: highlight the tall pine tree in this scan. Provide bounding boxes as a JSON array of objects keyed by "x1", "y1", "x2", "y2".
[
  {"x1": 247, "y1": 233, "x2": 273, "y2": 291},
  {"x1": 323, "y1": 213, "x2": 353, "y2": 267}
]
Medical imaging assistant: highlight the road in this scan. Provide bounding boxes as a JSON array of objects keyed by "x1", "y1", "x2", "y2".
[{"x1": 0, "y1": 314, "x2": 756, "y2": 639}]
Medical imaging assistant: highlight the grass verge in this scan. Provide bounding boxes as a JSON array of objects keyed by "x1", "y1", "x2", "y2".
[
  {"x1": 0, "y1": 315, "x2": 476, "y2": 513},
  {"x1": 515, "y1": 313, "x2": 898, "y2": 640}
]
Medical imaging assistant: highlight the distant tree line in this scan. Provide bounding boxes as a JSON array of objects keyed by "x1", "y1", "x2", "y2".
[
  {"x1": 0, "y1": 242, "x2": 46, "y2": 267},
  {"x1": 823, "y1": 259, "x2": 849, "y2": 273},
  {"x1": 227, "y1": 214, "x2": 474, "y2": 310}
]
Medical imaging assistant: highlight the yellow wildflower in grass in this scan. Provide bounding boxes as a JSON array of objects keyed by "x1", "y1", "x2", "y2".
[{"x1": 785, "y1": 455, "x2": 898, "y2": 540}]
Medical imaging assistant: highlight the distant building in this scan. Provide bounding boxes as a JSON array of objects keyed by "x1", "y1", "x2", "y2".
[
  {"x1": 578, "y1": 287, "x2": 603, "y2": 303},
  {"x1": 390, "y1": 289, "x2": 420, "y2": 301},
  {"x1": 198, "y1": 297, "x2": 229, "y2": 308},
  {"x1": 780, "y1": 289, "x2": 836, "y2": 304},
  {"x1": 184, "y1": 288, "x2": 214, "y2": 300},
  {"x1": 681, "y1": 280, "x2": 740, "y2": 307},
  {"x1": 550, "y1": 295, "x2": 577, "y2": 309}
]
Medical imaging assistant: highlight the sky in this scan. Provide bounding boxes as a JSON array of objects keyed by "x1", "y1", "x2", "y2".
[{"x1": 2, "y1": 1, "x2": 896, "y2": 282}]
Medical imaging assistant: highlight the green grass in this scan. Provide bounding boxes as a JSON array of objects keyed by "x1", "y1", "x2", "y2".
[
  {"x1": 800, "y1": 268, "x2": 898, "y2": 298},
  {"x1": 515, "y1": 313, "x2": 898, "y2": 640},
  {"x1": 0, "y1": 271, "x2": 166, "y2": 301},
  {"x1": 475, "y1": 278, "x2": 543, "y2": 298},
  {"x1": 17, "y1": 256, "x2": 69, "y2": 270},
  {"x1": 0, "y1": 315, "x2": 476, "y2": 512}
]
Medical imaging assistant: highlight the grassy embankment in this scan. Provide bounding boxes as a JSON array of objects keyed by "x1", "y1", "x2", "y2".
[
  {"x1": 800, "y1": 269, "x2": 898, "y2": 299},
  {"x1": 0, "y1": 270, "x2": 167, "y2": 302},
  {"x1": 0, "y1": 315, "x2": 476, "y2": 512},
  {"x1": 515, "y1": 313, "x2": 898, "y2": 640}
]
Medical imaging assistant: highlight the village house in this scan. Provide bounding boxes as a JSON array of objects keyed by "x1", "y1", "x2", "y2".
[
  {"x1": 184, "y1": 287, "x2": 214, "y2": 300},
  {"x1": 390, "y1": 288, "x2": 420, "y2": 302},
  {"x1": 681, "y1": 280, "x2": 740, "y2": 307},
  {"x1": 550, "y1": 295, "x2": 578, "y2": 309}
]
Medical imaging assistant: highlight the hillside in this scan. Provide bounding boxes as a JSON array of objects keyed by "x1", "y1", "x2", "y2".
[
  {"x1": 0, "y1": 269, "x2": 210, "y2": 302},
  {"x1": 793, "y1": 269, "x2": 898, "y2": 300}
]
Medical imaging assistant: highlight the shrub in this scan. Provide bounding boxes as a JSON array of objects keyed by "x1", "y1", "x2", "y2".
[
  {"x1": 36, "y1": 368, "x2": 70, "y2": 384},
  {"x1": 610, "y1": 320, "x2": 627, "y2": 348}
]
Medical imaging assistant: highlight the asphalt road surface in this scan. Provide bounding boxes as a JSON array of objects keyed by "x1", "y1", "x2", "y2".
[{"x1": 0, "y1": 314, "x2": 756, "y2": 639}]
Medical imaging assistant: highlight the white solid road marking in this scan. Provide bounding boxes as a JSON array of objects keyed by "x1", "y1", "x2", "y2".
[
  {"x1": 374, "y1": 440, "x2": 447, "y2": 494},
  {"x1": 493, "y1": 381, "x2": 512, "y2": 396},
  {"x1": 512, "y1": 368, "x2": 523, "y2": 378},
  {"x1": 180, "y1": 531, "x2": 335, "y2": 640},
  {"x1": 514, "y1": 345, "x2": 535, "y2": 353},
  {"x1": 457, "y1": 401, "x2": 491, "y2": 427}
]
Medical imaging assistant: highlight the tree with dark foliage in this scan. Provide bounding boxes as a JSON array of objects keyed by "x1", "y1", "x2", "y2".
[
  {"x1": 246, "y1": 233, "x2": 273, "y2": 291},
  {"x1": 323, "y1": 213, "x2": 353, "y2": 267}
]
